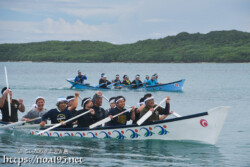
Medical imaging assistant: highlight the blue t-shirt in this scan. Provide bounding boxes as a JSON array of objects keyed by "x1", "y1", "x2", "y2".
[
  {"x1": 41, "y1": 108, "x2": 72, "y2": 128},
  {"x1": 147, "y1": 79, "x2": 158, "y2": 86},
  {"x1": 108, "y1": 107, "x2": 131, "y2": 126},
  {"x1": 74, "y1": 75, "x2": 87, "y2": 83}
]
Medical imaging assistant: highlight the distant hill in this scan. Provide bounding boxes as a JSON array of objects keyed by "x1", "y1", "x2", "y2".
[{"x1": 0, "y1": 30, "x2": 249, "y2": 62}]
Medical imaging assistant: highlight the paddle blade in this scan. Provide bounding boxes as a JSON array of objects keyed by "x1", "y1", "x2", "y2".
[
  {"x1": 137, "y1": 111, "x2": 152, "y2": 125},
  {"x1": 89, "y1": 117, "x2": 111, "y2": 129}
]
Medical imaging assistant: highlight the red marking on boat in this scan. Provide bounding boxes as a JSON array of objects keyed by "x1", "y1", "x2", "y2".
[
  {"x1": 174, "y1": 83, "x2": 179, "y2": 87},
  {"x1": 60, "y1": 133, "x2": 62, "y2": 137},
  {"x1": 163, "y1": 125, "x2": 167, "y2": 129},
  {"x1": 71, "y1": 133, "x2": 74, "y2": 136},
  {"x1": 149, "y1": 127, "x2": 152, "y2": 130},
  {"x1": 121, "y1": 131, "x2": 124, "y2": 134},
  {"x1": 82, "y1": 133, "x2": 85, "y2": 136},
  {"x1": 200, "y1": 119, "x2": 208, "y2": 127},
  {"x1": 95, "y1": 132, "x2": 98, "y2": 136},
  {"x1": 108, "y1": 132, "x2": 111, "y2": 135},
  {"x1": 135, "y1": 129, "x2": 138, "y2": 133}
]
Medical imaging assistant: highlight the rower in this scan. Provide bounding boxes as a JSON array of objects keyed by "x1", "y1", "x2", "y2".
[
  {"x1": 66, "y1": 91, "x2": 79, "y2": 117},
  {"x1": 122, "y1": 75, "x2": 131, "y2": 86},
  {"x1": 0, "y1": 87, "x2": 25, "y2": 123},
  {"x1": 92, "y1": 91, "x2": 106, "y2": 122},
  {"x1": 144, "y1": 75, "x2": 150, "y2": 86},
  {"x1": 112, "y1": 74, "x2": 122, "y2": 88},
  {"x1": 99, "y1": 75, "x2": 111, "y2": 88},
  {"x1": 153, "y1": 73, "x2": 160, "y2": 84},
  {"x1": 146, "y1": 75, "x2": 157, "y2": 86},
  {"x1": 132, "y1": 97, "x2": 145, "y2": 124},
  {"x1": 107, "y1": 96, "x2": 135, "y2": 126},
  {"x1": 139, "y1": 94, "x2": 173, "y2": 123},
  {"x1": 99, "y1": 73, "x2": 105, "y2": 84},
  {"x1": 40, "y1": 97, "x2": 73, "y2": 128},
  {"x1": 105, "y1": 97, "x2": 116, "y2": 117},
  {"x1": 75, "y1": 97, "x2": 95, "y2": 128},
  {"x1": 21, "y1": 96, "x2": 47, "y2": 124},
  {"x1": 74, "y1": 70, "x2": 87, "y2": 84},
  {"x1": 131, "y1": 74, "x2": 143, "y2": 88}
]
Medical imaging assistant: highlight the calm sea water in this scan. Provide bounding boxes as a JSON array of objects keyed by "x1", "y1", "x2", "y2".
[{"x1": 0, "y1": 62, "x2": 250, "y2": 166}]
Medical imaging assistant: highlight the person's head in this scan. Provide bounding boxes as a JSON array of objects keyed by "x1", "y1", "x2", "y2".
[
  {"x1": 81, "y1": 97, "x2": 93, "y2": 109},
  {"x1": 144, "y1": 93, "x2": 154, "y2": 108},
  {"x1": 123, "y1": 75, "x2": 127, "y2": 81},
  {"x1": 78, "y1": 70, "x2": 82, "y2": 76},
  {"x1": 56, "y1": 97, "x2": 68, "y2": 111},
  {"x1": 138, "y1": 97, "x2": 145, "y2": 106},
  {"x1": 154, "y1": 73, "x2": 158, "y2": 79},
  {"x1": 135, "y1": 74, "x2": 140, "y2": 81},
  {"x1": 66, "y1": 96, "x2": 75, "y2": 107},
  {"x1": 35, "y1": 96, "x2": 45, "y2": 111},
  {"x1": 115, "y1": 74, "x2": 119, "y2": 80},
  {"x1": 151, "y1": 75, "x2": 155, "y2": 80},
  {"x1": 101, "y1": 73, "x2": 105, "y2": 78},
  {"x1": 92, "y1": 93, "x2": 102, "y2": 107},
  {"x1": 103, "y1": 75, "x2": 107, "y2": 81},
  {"x1": 1, "y1": 87, "x2": 12, "y2": 98},
  {"x1": 145, "y1": 75, "x2": 149, "y2": 80},
  {"x1": 115, "y1": 96, "x2": 126, "y2": 110},
  {"x1": 109, "y1": 97, "x2": 116, "y2": 109}
]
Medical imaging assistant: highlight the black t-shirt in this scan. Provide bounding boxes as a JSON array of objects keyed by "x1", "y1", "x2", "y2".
[
  {"x1": 0, "y1": 99, "x2": 20, "y2": 122},
  {"x1": 92, "y1": 105, "x2": 106, "y2": 122},
  {"x1": 76, "y1": 109, "x2": 95, "y2": 128}
]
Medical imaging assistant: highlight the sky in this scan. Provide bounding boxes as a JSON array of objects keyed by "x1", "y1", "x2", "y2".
[{"x1": 0, "y1": 0, "x2": 249, "y2": 44}]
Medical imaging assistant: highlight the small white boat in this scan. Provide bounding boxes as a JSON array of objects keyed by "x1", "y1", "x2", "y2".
[{"x1": 30, "y1": 106, "x2": 229, "y2": 145}]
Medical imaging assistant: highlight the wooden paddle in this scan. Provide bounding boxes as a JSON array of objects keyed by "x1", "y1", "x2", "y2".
[
  {"x1": 89, "y1": 108, "x2": 132, "y2": 129},
  {"x1": 0, "y1": 117, "x2": 41, "y2": 129},
  {"x1": 4, "y1": 66, "x2": 11, "y2": 117},
  {"x1": 137, "y1": 98, "x2": 167, "y2": 125},
  {"x1": 36, "y1": 110, "x2": 91, "y2": 135}
]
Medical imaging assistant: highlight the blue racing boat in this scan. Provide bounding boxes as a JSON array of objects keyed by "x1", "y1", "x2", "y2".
[{"x1": 67, "y1": 79, "x2": 185, "y2": 91}]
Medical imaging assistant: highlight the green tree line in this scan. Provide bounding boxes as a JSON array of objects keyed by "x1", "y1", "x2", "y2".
[{"x1": 0, "y1": 30, "x2": 249, "y2": 62}]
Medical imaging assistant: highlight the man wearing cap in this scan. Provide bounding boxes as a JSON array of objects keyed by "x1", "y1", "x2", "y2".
[
  {"x1": 99, "y1": 75, "x2": 111, "y2": 88},
  {"x1": 108, "y1": 96, "x2": 135, "y2": 126},
  {"x1": 105, "y1": 97, "x2": 116, "y2": 117},
  {"x1": 92, "y1": 91, "x2": 106, "y2": 122},
  {"x1": 40, "y1": 97, "x2": 72, "y2": 128},
  {"x1": 153, "y1": 73, "x2": 160, "y2": 84},
  {"x1": 0, "y1": 87, "x2": 25, "y2": 122},
  {"x1": 132, "y1": 74, "x2": 143, "y2": 88},
  {"x1": 21, "y1": 96, "x2": 47, "y2": 124},
  {"x1": 74, "y1": 70, "x2": 87, "y2": 84},
  {"x1": 66, "y1": 92, "x2": 79, "y2": 117},
  {"x1": 75, "y1": 97, "x2": 95, "y2": 128},
  {"x1": 139, "y1": 93, "x2": 173, "y2": 123}
]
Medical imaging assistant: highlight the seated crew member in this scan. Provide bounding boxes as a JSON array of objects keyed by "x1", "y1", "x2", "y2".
[
  {"x1": 108, "y1": 96, "x2": 135, "y2": 126},
  {"x1": 139, "y1": 93, "x2": 173, "y2": 123},
  {"x1": 40, "y1": 97, "x2": 73, "y2": 128},
  {"x1": 74, "y1": 70, "x2": 87, "y2": 84},
  {"x1": 132, "y1": 97, "x2": 145, "y2": 124},
  {"x1": 0, "y1": 87, "x2": 25, "y2": 123},
  {"x1": 75, "y1": 97, "x2": 95, "y2": 128},
  {"x1": 146, "y1": 75, "x2": 158, "y2": 86},
  {"x1": 99, "y1": 73, "x2": 105, "y2": 85},
  {"x1": 105, "y1": 97, "x2": 116, "y2": 117},
  {"x1": 112, "y1": 74, "x2": 122, "y2": 88},
  {"x1": 21, "y1": 96, "x2": 47, "y2": 124},
  {"x1": 131, "y1": 74, "x2": 143, "y2": 88},
  {"x1": 92, "y1": 91, "x2": 106, "y2": 122},
  {"x1": 99, "y1": 75, "x2": 112, "y2": 88},
  {"x1": 66, "y1": 91, "x2": 79, "y2": 117},
  {"x1": 122, "y1": 75, "x2": 131, "y2": 86},
  {"x1": 144, "y1": 75, "x2": 150, "y2": 86},
  {"x1": 153, "y1": 73, "x2": 160, "y2": 84}
]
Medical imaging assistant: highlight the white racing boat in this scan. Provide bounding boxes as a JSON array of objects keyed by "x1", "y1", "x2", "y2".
[{"x1": 30, "y1": 106, "x2": 229, "y2": 145}]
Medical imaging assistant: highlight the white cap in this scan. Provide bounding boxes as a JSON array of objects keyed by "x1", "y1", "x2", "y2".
[{"x1": 35, "y1": 96, "x2": 45, "y2": 103}]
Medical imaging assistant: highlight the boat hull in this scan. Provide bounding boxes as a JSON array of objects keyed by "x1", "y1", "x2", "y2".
[
  {"x1": 31, "y1": 106, "x2": 229, "y2": 145},
  {"x1": 67, "y1": 79, "x2": 185, "y2": 92}
]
